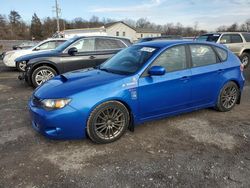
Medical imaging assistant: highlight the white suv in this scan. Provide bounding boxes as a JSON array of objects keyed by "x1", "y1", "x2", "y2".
[{"x1": 3, "y1": 38, "x2": 67, "y2": 71}]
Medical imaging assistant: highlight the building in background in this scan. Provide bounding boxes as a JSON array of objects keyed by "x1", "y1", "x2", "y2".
[{"x1": 60, "y1": 21, "x2": 161, "y2": 42}]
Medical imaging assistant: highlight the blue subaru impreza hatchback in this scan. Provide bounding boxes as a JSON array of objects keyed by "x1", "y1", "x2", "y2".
[{"x1": 29, "y1": 41, "x2": 245, "y2": 143}]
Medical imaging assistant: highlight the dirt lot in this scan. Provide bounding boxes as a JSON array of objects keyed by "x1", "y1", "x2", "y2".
[{"x1": 0, "y1": 61, "x2": 249, "y2": 188}]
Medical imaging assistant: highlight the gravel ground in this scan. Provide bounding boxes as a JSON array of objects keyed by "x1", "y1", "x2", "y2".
[{"x1": 0, "y1": 61, "x2": 250, "y2": 188}]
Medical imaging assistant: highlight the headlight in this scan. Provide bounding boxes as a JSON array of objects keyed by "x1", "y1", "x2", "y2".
[{"x1": 41, "y1": 99, "x2": 71, "y2": 110}]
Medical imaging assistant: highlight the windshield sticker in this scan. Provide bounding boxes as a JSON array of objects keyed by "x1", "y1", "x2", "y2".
[{"x1": 140, "y1": 47, "x2": 156, "y2": 53}]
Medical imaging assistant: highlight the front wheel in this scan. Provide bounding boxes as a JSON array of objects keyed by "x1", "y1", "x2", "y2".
[
  {"x1": 16, "y1": 61, "x2": 27, "y2": 72},
  {"x1": 240, "y1": 53, "x2": 250, "y2": 68},
  {"x1": 31, "y1": 66, "x2": 57, "y2": 88},
  {"x1": 216, "y1": 82, "x2": 239, "y2": 112},
  {"x1": 87, "y1": 101, "x2": 130, "y2": 144}
]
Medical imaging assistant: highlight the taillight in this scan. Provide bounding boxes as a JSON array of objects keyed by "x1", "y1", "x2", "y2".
[{"x1": 240, "y1": 64, "x2": 244, "y2": 72}]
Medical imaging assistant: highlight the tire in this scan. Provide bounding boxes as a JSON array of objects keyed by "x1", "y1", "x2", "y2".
[
  {"x1": 87, "y1": 101, "x2": 130, "y2": 144},
  {"x1": 31, "y1": 66, "x2": 57, "y2": 88},
  {"x1": 240, "y1": 52, "x2": 250, "y2": 68},
  {"x1": 216, "y1": 82, "x2": 239, "y2": 112},
  {"x1": 16, "y1": 61, "x2": 27, "y2": 72}
]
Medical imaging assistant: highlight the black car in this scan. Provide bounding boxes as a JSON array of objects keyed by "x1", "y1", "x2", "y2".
[
  {"x1": 137, "y1": 35, "x2": 183, "y2": 43},
  {"x1": 17, "y1": 36, "x2": 132, "y2": 87}
]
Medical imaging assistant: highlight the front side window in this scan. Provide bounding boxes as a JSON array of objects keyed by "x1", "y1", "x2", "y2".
[
  {"x1": 153, "y1": 45, "x2": 187, "y2": 72},
  {"x1": 70, "y1": 38, "x2": 95, "y2": 52},
  {"x1": 100, "y1": 45, "x2": 158, "y2": 75},
  {"x1": 95, "y1": 38, "x2": 125, "y2": 50},
  {"x1": 190, "y1": 45, "x2": 217, "y2": 67},
  {"x1": 38, "y1": 41, "x2": 57, "y2": 50},
  {"x1": 220, "y1": 34, "x2": 231, "y2": 44}
]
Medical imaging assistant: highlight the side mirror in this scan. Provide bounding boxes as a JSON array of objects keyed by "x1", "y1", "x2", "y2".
[
  {"x1": 220, "y1": 39, "x2": 227, "y2": 44},
  {"x1": 68, "y1": 47, "x2": 78, "y2": 56},
  {"x1": 34, "y1": 47, "x2": 40, "y2": 51},
  {"x1": 148, "y1": 66, "x2": 166, "y2": 76}
]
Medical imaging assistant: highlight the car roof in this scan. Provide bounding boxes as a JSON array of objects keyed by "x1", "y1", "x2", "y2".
[
  {"x1": 135, "y1": 40, "x2": 227, "y2": 49},
  {"x1": 43, "y1": 38, "x2": 68, "y2": 42}
]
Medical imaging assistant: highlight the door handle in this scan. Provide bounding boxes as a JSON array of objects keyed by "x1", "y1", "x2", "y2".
[
  {"x1": 180, "y1": 76, "x2": 190, "y2": 81},
  {"x1": 89, "y1": 56, "x2": 96, "y2": 60},
  {"x1": 217, "y1": 69, "x2": 224, "y2": 73}
]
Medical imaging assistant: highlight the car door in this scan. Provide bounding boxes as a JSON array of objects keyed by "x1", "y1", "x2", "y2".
[
  {"x1": 219, "y1": 34, "x2": 243, "y2": 55},
  {"x1": 94, "y1": 38, "x2": 127, "y2": 66},
  {"x1": 189, "y1": 44, "x2": 224, "y2": 106},
  {"x1": 138, "y1": 45, "x2": 192, "y2": 120},
  {"x1": 61, "y1": 38, "x2": 98, "y2": 73}
]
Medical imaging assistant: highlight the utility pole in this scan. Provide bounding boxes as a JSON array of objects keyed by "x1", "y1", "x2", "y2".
[{"x1": 53, "y1": 0, "x2": 61, "y2": 32}]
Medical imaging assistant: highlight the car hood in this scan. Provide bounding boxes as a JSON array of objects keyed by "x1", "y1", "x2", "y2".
[
  {"x1": 15, "y1": 50, "x2": 57, "y2": 62},
  {"x1": 34, "y1": 68, "x2": 126, "y2": 99}
]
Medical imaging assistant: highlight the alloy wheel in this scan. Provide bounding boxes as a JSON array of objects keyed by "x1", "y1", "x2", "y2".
[
  {"x1": 242, "y1": 56, "x2": 249, "y2": 67},
  {"x1": 221, "y1": 86, "x2": 237, "y2": 109},
  {"x1": 94, "y1": 107, "x2": 126, "y2": 140},
  {"x1": 35, "y1": 69, "x2": 55, "y2": 86},
  {"x1": 19, "y1": 61, "x2": 26, "y2": 71}
]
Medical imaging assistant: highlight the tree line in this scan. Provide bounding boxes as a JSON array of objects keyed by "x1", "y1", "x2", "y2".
[{"x1": 0, "y1": 10, "x2": 250, "y2": 40}]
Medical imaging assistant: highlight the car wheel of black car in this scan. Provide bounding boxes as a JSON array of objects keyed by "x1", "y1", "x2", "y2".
[
  {"x1": 87, "y1": 101, "x2": 130, "y2": 144},
  {"x1": 31, "y1": 66, "x2": 57, "y2": 88},
  {"x1": 216, "y1": 81, "x2": 239, "y2": 112},
  {"x1": 240, "y1": 52, "x2": 250, "y2": 68},
  {"x1": 17, "y1": 61, "x2": 27, "y2": 72}
]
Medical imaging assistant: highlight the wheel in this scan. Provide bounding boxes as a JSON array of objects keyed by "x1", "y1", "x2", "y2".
[
  {"x1": 16, "y1": 61, "x2": 27, "y2": 72},
  {"x1": 216, "y1": 82, "x2": 239, "y2": 112},
  {"x1": 240, "y1": 52, "x2": 250, "y2": 68},
  {"x1": 31, "y1": 66, "x2": 57, "y2": 88},
  {"x1": 87, "y1": 101, "x2": 130, "y2": 144}
]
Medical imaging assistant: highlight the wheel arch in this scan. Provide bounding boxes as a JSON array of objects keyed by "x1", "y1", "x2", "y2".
[{"x1": 87, "y1": 98, "x2": 135, "y2": 132}]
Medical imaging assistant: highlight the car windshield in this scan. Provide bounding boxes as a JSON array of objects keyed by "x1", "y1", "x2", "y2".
[
  {"x1": 196, "y1": 34, "x2": 221, "y2": 42},
  {"x1": 99, "y1": 45, "x2": 158, "y2": 75},
  {"x1": 54, "y1": 37, "x2": 77, "y2": 52}
]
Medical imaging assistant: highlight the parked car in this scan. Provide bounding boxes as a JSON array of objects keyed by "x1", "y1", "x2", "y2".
[
  {"x1": 137, "y1": 35, "x2": 183, "y2": 43},
  {"x1": 3, "y1": 38, "x2": 67, "y2": 71},
  {"x1": 17, "y1": 36, "x2": 132, "y2": 88},
  {"x1": 196, "y1": 32, "x2": 250, "y2": 67},
  {"x1": 12, "y1": 41, "x2": 38, "y2": 50},
  {"x1": 29, "y1": 40, "x2": 245, "y2": 143}
]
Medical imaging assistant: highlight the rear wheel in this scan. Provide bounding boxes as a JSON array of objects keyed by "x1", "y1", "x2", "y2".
[
  {"x1": 31, "y1": 66, "x2": 57, "y2": 88},
  {"x1": 240, "y1": 52, "x2": 250, "y2": 68},
  {"x1": 87, "y1": 101, "x2": 130, "y2": 144},
  {"x1": 216, "y1": 82, "x2": 239, "y2": 112}
]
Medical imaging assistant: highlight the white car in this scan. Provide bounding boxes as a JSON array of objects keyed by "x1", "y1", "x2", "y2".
[{"x1": 3, "y1": 38, "x2": 67, "y2": 71}]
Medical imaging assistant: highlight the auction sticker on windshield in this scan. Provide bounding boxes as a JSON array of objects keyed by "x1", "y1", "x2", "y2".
[{"x1": 140, "y1": 47, "x2": 156, "y2": 53}]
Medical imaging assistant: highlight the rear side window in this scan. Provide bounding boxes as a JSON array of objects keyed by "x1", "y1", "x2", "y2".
[
  {"x1": 215, "y1": 47, "x2": 228, "y2": 61},
  {"x1": 242, "y1": 33, "x2": 250, "y2": 42},
  {"x1": 190, "y1": 45, "x2": 217, "y2": 67},
  {"x1": 153, "y1": 45, "x2": 187, "y2": 72},
  {"x1": 231, "y1": 34, "x2": 243, "y2": 43},
  {"x1": 96, "y1": 38, "x2": 126, "y2": 51}
]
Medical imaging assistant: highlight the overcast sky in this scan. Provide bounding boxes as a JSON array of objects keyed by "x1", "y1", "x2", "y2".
[{"x1": 1, "y1": 0, "x2": 250, "y2": 31}]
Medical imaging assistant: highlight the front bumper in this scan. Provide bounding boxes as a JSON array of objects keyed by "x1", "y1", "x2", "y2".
[{"x1": 29, "y1": 99, "x2": 87, "y2": 139}]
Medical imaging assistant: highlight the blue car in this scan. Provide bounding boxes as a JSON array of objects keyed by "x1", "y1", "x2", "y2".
[{"x1": 29, "y1": 41, "x2": 245, "y2": 143}]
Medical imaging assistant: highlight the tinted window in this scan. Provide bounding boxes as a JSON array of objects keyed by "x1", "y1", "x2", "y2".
[
  {"x1": 96, "y1": 38, "x2": 125, "y2": 50},
  {"x1": 153, "y1": 45, "x2": 187, "y2": 72},
  {"x1": 100, "y1": 46, "x2": 158, "y2": 75},
  {"x1": 190, "y1": 45, "x2": 217, "y2": 67},
  {"x1": 197, "y1": 34, "x2": 220, "y2": 42},
  {"x1": 242, "y1": 33, "x2": 250, "y2": 42},
  {"x1": 71, "y1": 38, "x2": 95, "y2": 52},
  {"x1": 215, "y1": 47, "x2": 228, "y2": 61},
  {"x1": 220, "y1": 34, "x2": 231, "y2": 43},
  {"x1": 38, "y1": 41, "x2": 57, "y2": 50},
  {"x1": 231, "y1": 34, "x2": 243, "y2": 43}
]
